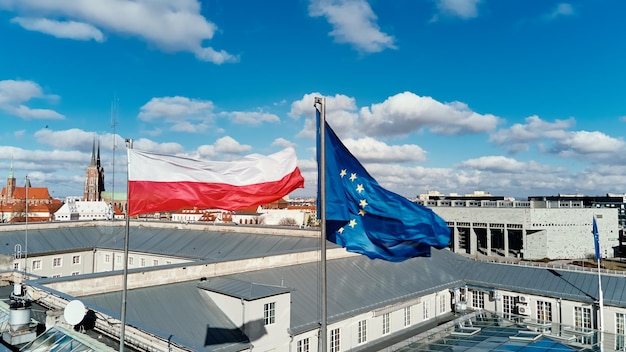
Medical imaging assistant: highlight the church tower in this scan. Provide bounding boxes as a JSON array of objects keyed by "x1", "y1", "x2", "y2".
[
  {"x1": 4, "y1": 159, "x2": 16, "y2": 203},
  {"x1": 83, "y1": 138, "x2": 105, "y2": 201}
]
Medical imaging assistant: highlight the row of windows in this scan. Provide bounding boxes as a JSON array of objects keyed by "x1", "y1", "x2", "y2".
[
  {"x1": 295, "y1": 296, "x2": 448, "y2": 351},
  {"x1": 30, "y1": 255, "x2": 81, "y2": 270},
  {"x1": 104, "y1": 254, "x2": 172, "y2": 267}
]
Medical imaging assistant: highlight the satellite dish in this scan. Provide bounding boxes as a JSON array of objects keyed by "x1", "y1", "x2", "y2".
[{"x1": 63, "y1": 300, "x2": 86, "y2": 325}]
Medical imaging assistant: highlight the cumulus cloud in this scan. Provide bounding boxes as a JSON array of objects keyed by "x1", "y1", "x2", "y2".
[
  {"x1": 551, "y1": 131, "x2": 626, "y2": 157},
  {"x1": 138, "y1": 96, "x2": 215, "y2": 133},
  {"x1": 489, "y1": 115, "x2": 573, "y2": 153},
  {"x1": 132, "y1": 138, "x2": 184, "y2": 155},
  {"x1": 223, "y1": 111, "x2": 280, "y2": 125},
  {"x1": 459, "y1": 155, "x2": 564, "y2": 173},
  {"x1": 308, "y1": 0, "x2": 396, "y2": 53},
  {"x1": 0, "y1": 80, "x2": 64, "y2": 120},
  {"x1": 11, "y1": 17, "x2": 104, "y2": 42},
  {"x1": 272, "y1": 138, "x2": 296, "y2": 148},
  {"x1": 289, "y1": 92, "x2": 360, "y2": 139},
  {"x1": 342, "y1": 137, "x2": 427, "y2": 163},
  {"x1": 432, "y1": 0, "x2": 481, "y2": 21},
  {"x1": 1, "y1": 0, "x2": 237, "y2": 64},
  {"x1": 359, "y1": 92, "x2": 500, "y2": 136},
  {"x1": 545, "y1": 3, "x2": 575, "y2": 20}
]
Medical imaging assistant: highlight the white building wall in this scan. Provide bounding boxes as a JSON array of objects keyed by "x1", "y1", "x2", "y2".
[
  {"x1": 259, "y1": 209, "x2": 307, "y2": 226},
  {"x1": 15, "y1": 250, "x2": 95, "y2": 277},
  {"x1": 243, "y1": 294, "x2": 291, "y2": 351},
  {"x1": 93, "y1": 249, "x2": 190, "y2": 272},
  {"x1": 430, "y1": 206, "x2": 618, "y2": 259}
]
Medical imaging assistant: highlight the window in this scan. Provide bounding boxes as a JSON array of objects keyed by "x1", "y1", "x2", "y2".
[
  {"x1": 52, "y1": 274, "x2": 61, "y2": 278},
  {"x1": 404, "y1": 307, "x2": 411, "y2": 327},
  {"x1": 32, "y1": 260, "x2": 41, "y2": 270},
  {"x1": 128, "y1": 257, "x2": 134, "y2": 265},
  {"x1": 72, "y1": 272, "x2": 80, "y2": 276},
  {"x1": 166, "y1": 261, "x2": 172, "y2": 265},
  {"x1": 472, "y1": 291, "x2": 484, "y2": 309},
  {"x1": 358, "y1": 320, "x2": 367, "y2": 344},
  {"x1": 574, "y1": 306, "x2": 592, "y2": 344},
  {"x1": 617, "y1": 312, "x2": 626, "y2": 350},
  {"x1": 116, "y1": 255, "x2": 121, "y2": 264},
  {"x1": 423, "y1": 301, "x2": 430, "y2": 320},
  {"x1": 153, "y1": 260, "x2": 159, "y2": 266},
  {"x1": 330, "y1": 328, "x2": 340, "y2": 352},
  {"x1": 140, "y1": 258, "x2": 146, "y2": 267},
  {"x1": 536, "y1": 301, "x2": 552, "y2": 323},
  {"x1": 13, "y1": 263, "x2": 19, "y2": 270},
  {"x1": 502, "y1": 295, "x2": 514, "y2": 319},
  {"x1": 72, "y1": 255, "x2": 80, "y2": 265},
  {"x1": 439, "y1": 295, "x2": 446, "y2": 313},
  {"x1": 264, "y1": 302, "x2": 275, "y2": 325},
  {"x1": 382, "y1": 313, "x2": 390, "y2": 335},
  {"x1": 297, "y1": 338, "x2": 309, "y2": 352},
  {"x1": 105, "y1": 254, "x2": 110, "y2": 263},
  {"x1": 53, "y1": 257, "x2": 62, "y2": 267}
]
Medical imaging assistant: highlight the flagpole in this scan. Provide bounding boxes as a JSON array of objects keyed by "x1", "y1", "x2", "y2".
[
  {"x1": 119, "y1": 138, "x2": 132, "y2": 352},
  {"x1": 314, "y1": 96, "x2": 327, "y2": 352},
  {"x1": 593, "y1": 216, "x2": 604, "y2": 350}
]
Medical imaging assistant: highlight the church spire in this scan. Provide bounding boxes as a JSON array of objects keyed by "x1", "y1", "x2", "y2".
[
  {"x1": 97, "y1": 139, "x2": 101, "y2": 168},
  {"x1": 9, "y1": 157, "x2": 13, "y2": 178},
  {"x1": 90, "y1": 137, "x2": 96, "y2": 167}
]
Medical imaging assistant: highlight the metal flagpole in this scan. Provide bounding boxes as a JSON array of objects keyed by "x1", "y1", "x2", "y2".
[
  {"x1": 597, "y1": 251, "x2": 604, "y2": 348},
  {"x1": 119, "y1": 138, "x2": 132, "y2": 352},
  {"x1": 314, "y1": 97, "x2": 327, "y2": 352}
]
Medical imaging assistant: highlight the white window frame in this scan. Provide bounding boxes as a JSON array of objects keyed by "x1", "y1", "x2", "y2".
[
  {"x1": 358, "y1": 319, "x2": 367, "y2": 344},
  {"x1": 382, "y1": 313, "x2": 390, "y2": 335},
  {"x1": 330, "y1": 328, "x2": 340, "y2": 352},
  {"x1": 32, "y1": 260, "x2": 42, "y2": 270},
  {"x1": 423, "y1": 301, "x2": 430, "y2": 320},
  {"x1": 404, "y1": 306, "x2": 411, "y2": 327},
  {"x1": 72, "y1": 255, "x2": 80, "y2": 265},
  {"x1": 53, "y1": 257, "x2": 62, "y2": 268},
  {"x1": 264, "y1": 302, "x2": 276, "y2": 325},
  {"x1": 296, "y1": 338, "x2": 309, "y2": 352}
]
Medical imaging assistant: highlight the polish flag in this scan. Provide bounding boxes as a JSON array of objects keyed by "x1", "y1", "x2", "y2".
[{"x1": 127, "y1": 148, "x2": 304, "y2": 216}]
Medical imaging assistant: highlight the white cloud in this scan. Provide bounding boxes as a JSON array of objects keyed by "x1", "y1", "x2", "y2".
[
  {"x1": 489, "y1": 115, "x2": 573, "y2": 153},
  {"x1": 359, "y1": 92, "x2": 500, "y2": 136},
  {"x1": 0, "y1": 0, "x2": 237, "y2": 64},
  {"x1": 138, "y1": 96, "x2": 215, "y2": 133},
  {"x1": 132, "y1": 138, "x2": 184, "y2": 154},
  {"x1": 214, "y1": 136, "x2": 253, "y2": 154},
  {"x1": 272, "y1": 138, "x2": 296, "y2": 148},
  {"x1": 225, "y1": 111, "x2": 280, "y2": 125},
  {"x1": 309, "y1": 0, "x2": 396, "y2": 53},
  {"x1": 551, "y1": 131, "x2": 626, "y2": 157},
  {"x1": 546, "y1": 3, "x2": 575, "y2": 20},
  {"x1": 342, "y1": 137, "x2": 427, "y2": 163},
  {"x1": 11, "y1": 17, "x2": 104, "y2": 42},
  {"x1": 289, "y1": 92, "x2": 360, "y2": 139},
  {"x1": 0, "y1": 79, "x2": 64, "y2": 120},
  {"x1": 432, "y1": 0, "x2": 481, "y2": 20},
  {"x1": 459, "y1": 155, "x2": 563, "y2": 173}
]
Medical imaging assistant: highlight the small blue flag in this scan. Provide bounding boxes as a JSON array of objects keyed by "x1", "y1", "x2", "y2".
[
  {"x1": 317, "y1": 111, "x2": 451, "y2": 261},
  {"x1": 593, "y1": 217, "x2": 600, "y2": 260}
]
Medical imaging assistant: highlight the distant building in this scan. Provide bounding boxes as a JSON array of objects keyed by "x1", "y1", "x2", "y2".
[
  {"x1": 419, "y1": 198, "x2": 619, "y2": 260},
  {"x1": 83, "y1": 138, "x2": 105, "y2": 201},
  {"x1": 0, "y1": 161, "x2": 60, "y2": 223},
  {"x1": 53, "y1": 197, "x2": 114, "y2": 221}
]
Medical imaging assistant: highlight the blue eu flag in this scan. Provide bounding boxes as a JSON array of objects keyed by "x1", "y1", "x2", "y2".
[
  {"x1": 593, "y1": 217, "x2": 600, "y2": 260},
  {"x1": 318, "y1": 111, "x2": 451, "y2": 261}
]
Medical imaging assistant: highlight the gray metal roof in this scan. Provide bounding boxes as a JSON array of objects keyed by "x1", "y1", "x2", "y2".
[
  {"x1": 0, "y1": 223, "x2": 323, "y2": 260},
  {"x1": 199, "y1": 277, "x2": 292, "y2": 300},
  {"x1": 82, "y1": 281, "x2": 252, "y2": 352},
  {"x1": 456, "y1": 258, "x2": 626, "y2": 307}
]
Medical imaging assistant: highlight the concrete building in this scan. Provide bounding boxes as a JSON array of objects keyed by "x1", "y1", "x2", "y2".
[
  {"x1": 53, "y1": 197, "x2": 114, "y2": 221},
  {"x1": 0, "y1": 221, "x2": 625, "y2": 351},
  {"x1": 420, "y1": 198, "x2": 620, "y2": 260}
]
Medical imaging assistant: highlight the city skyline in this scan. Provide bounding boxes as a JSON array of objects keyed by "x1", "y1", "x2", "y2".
[{"x1": 1, "y1": 1, "x2": 625, "y2": 200}]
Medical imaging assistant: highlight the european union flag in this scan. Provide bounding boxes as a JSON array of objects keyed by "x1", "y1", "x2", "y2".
[
  {"x1": 593, "y1": 217, "x2": 600, "y2": 260},
  {"x1": 318, "y1": 111, "x2": 451, "y2": 261}
]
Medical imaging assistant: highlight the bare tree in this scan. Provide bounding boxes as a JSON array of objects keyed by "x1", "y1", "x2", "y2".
[{"x1": 278, "y1": 217, "x2": 298, "y2": 226}]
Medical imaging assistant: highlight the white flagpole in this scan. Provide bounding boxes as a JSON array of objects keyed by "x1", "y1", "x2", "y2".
[
  {"x1": 119, "y1": 138, "x2": 132, "y2": 352},
  {"x1": 594, "y1": 217, "x2": 604, "y2": 350},
  {"x1": 314, "y1": 97, "x2": 327, "y2": 352}
]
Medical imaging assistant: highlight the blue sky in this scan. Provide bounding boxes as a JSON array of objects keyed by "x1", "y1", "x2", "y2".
[{"x1": 1, "y1": 0, "x2": 625, "y2": 200}]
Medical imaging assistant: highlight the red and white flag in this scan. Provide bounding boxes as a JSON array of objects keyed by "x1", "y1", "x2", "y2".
[{"x1": 127, "y1": 148, "x2": 304, "y2": 216}]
